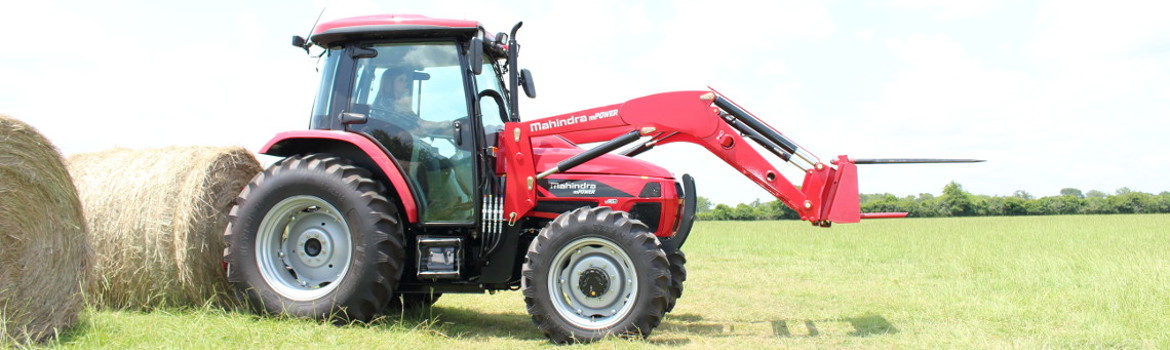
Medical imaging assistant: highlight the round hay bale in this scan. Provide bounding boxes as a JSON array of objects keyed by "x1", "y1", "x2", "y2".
[
  {"x1": 68, "y1": 146, "x2": 261, "y2": 310},
  {"x1": 0, "y1": 114, "x2": 90, "y2": 344}
]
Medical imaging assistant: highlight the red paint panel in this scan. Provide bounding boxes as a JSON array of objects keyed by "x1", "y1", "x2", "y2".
[
  {"x1": 860, "y1": 212, "x2": 909, "y2": 219},
  {"x1": 802, "y1": 167, "x2": 833, "y2": 221},
  {"x1": 619, "y1": 91, "x2": 722, "y2": 139},
  {"x1": 694, "y1": 123, "x2": 811, "y2": 216},
  {"x1": 499, "y1": 123, "x2": 537, "y2": 221},
  {"x1": 538, "y1": 174, "x2": 656, "y2": 199},
  {"x1": 313, "y1": 14, "x2": 479, "y2": 35},
  {"x1": 536, "y1": 174, "x2": 680, "y2": 237},
  {"x1": 259, "y1": 130, "x2": 419, "y2": 223},
  {"x1": 532, "y1": 148, "x2": 673, "y2": 178},
  {"x1": 827, "y1": 155, "x2": 861, "y2": 224},
  {"x1": 526, "y1": 103, "x2": 628, "y2": 140},
  {"x1": 518, "y1": 90, "x2": 812, "y2": 220},
  {"x1": 531, "y1": 135, "x2": 578, "y2": 149}
]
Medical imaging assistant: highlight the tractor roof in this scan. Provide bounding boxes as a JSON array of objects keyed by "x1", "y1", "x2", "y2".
[{"x1": 310, "y1": 14, "x2": 481, "y2": 47}]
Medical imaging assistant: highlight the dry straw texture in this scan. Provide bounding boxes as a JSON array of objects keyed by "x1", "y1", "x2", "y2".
[
  {"x1": 68, "y1": 146, "x2": 261, "y2": 310},
  {"x1": 0, "y1": 114, "x2": 90, "y2": 344}
]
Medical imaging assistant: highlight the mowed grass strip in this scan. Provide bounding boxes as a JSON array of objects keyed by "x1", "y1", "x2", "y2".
[{"x1": 33, "y1": 214, "x2": 1170, "y2": 349}]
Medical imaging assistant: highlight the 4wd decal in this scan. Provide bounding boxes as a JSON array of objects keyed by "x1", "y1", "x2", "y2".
[
  {"x1": 539, "y1": 179, "x2": 633, "y2": 198},
  {"x1": 529, "y1": 109, "x2": 618, "y2": 132}
]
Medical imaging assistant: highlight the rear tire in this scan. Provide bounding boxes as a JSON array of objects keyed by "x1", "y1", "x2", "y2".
[
  {"x1": 224, "y1": 154, "x2": 404, "y2": 323},
  {"x1": 522, "y1": 207, "x2": 670, "y2": 343}
]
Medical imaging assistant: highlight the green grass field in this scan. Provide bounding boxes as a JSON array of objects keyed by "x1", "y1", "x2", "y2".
[{"x1": 28, "y1": 214, "x2": 1170, "y2": 349}]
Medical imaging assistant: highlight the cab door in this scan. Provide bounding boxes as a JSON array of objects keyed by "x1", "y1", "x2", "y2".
[{"x1": 345, "y1": 41, "x2": 477, "y2": 224}]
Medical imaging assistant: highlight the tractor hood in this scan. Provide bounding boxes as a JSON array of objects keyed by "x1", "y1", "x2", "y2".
[{"x1": 530, "y1": 136, "x2": 673, "y2": 178}]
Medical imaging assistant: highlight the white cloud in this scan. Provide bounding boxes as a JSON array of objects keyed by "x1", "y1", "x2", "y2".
[
  {"x1": 1031, "y1": 0, "x2": 1170, "y2": 63},
  {"x1": 236, "y1": 13, "x2": 267, "y2": 47},
  {"x1": 855, "y1": 5, "x2": 1170, "y2": 197},
  {"x1": 1028, "y1": 0, "x2": 1170, "y2": 108},
  {"x1": 887, "y1": 0, "x2": 1002, "y2": 20},
  {"x1": 845, "y1": 35, "x2": 1019, "y2": 194},
  {"x1": 865, "y1": 34, "x2": 1035, "y2": 135},
  {"x1": 857, "y1": 29, "x2": 876, "y2": 44},
  {"x1": 313, "y1": 0, "x2": 384, "y2": 22},
  {"x1": 0, "y1": 2, "x2": 316, "y2": 155}
]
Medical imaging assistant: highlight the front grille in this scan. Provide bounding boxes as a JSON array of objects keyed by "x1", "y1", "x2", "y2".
[
  {"x1": 639, "y1": 182, "x2": 662, "y2": 198},
  {"x1": 629, "y1": 202, "x2": 662, "y2": 232}
]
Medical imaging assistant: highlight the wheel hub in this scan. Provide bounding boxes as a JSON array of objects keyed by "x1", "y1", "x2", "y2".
[
  {"x1": 578, "y1": 268, "x2": 610, "y2": 298},
  {"x1": 255, "y1": 195, "x2": 353, "y2": 301},
  {"x1": 292, "y1": 227, "x2": 335, "y2": 268},
  {"x1": 548, "y1": 237, "x2": 638, "y2": 330},
  {"x1": 305, "y1": 238, "x2": 322, "y2": 256}
]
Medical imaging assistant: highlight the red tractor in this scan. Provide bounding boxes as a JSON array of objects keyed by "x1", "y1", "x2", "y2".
[{"x1": 223, "y1": 14, "x2": 975, "y2": 343}]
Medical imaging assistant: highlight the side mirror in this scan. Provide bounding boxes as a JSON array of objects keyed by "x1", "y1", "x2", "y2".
[
  {"x1": 469, "y1": 37, "x2": 483, "y2": 75},
  {"x1": 291, "y1": 36, "x2": 309, "y2": 54},
  {"x1": 520, "y1": 69, "x2": 536, "y2": 98}
]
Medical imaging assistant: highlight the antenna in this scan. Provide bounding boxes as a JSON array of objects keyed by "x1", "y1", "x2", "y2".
[
  {"x1": 307, "y1": 8, "x2": 325, "y2": 39},
  {"x1": 294, "y1": 8, "x2": 327, "y2": 54}
]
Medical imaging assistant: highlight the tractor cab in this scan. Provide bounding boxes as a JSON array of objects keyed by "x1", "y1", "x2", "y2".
[{"x1": 295, "y1": 15, "x2": 517, "y2": 224}]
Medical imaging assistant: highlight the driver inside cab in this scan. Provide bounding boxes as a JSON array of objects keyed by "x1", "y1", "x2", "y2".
[
  {"x1": 362, "y1": 66, "x2": 474, "y2": 222},
  {"x1": 370, "y1": 68, "x2": 449, "y2": 139}
]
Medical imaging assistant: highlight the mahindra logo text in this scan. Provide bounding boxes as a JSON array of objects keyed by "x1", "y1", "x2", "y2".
[
  {"x1": 550, "y1": 181, "x2": 598, "y2": 195},
  {"x1": 529, "y1": 109, "x2": 618, "y2": 132}
]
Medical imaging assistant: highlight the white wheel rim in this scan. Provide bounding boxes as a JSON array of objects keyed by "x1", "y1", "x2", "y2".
[
  {"x1": 256, "y1": 195, "x2": 353, "y2": 301},
  {"x1": 547, "y1": 236, "x2": 639, "y2": 330}
]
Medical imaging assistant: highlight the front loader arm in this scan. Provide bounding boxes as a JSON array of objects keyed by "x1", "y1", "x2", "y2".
[{"x1": 498, "y1": 90, "x2": 867, "y2": 226}]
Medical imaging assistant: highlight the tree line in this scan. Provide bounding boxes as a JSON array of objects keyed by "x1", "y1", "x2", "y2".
[{"x1": 695, "y1": 182, "x2": 1170, "y2": 221}]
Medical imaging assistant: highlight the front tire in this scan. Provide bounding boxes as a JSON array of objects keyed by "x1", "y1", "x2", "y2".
[
  {"x1": 224, "y1": 154, "x2": 404, "y2": 323},
  {"x1": 664, "y1": 250, "x2": 687, "y2": 313},
  {"x1": 522, "y1": 207, "x2": 670, "y2": 343}
]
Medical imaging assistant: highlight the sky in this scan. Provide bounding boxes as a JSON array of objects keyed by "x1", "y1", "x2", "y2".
[{"x1": 1, "y1": 0, "x2": 1168, "y2": 205}]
